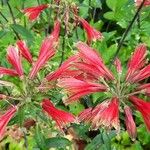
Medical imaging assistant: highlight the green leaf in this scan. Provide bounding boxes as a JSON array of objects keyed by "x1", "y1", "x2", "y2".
[
  {"x1": 106, "y1": 0, "x2": 128, "y2": 11},
  {"x1": 79, "y1": 0, "x2": 89, "y2": 18},
  {"x1": 121, "y1": 132, "x2": 131, "y2": 146},
  {"x1": 85, "y1": 134, "x2": 103, "y2": 150},
  {"x1": 131, "y1": 141, "x2": 143, "y2": 150},
  {"x1": 102, "y1": 44, "x2": 117, "y2": 64},
  {"x1": 73, "y1": 124, "x2": 90, "y2": 141},
  {"x1": 85, "y1": 131, "x2": 116, "y2": 150},
  {"x1": 91, "y1": 0, "x2": 102, "y2": 8},
  {"x1": 35, "y1": 125, "x2": 47, "y2": 150},
  {"x1": 106, "y1": 0, "x2": 117, "y2": 11},
  {"x1": 11, "y1": 24, "x2": 34, "y2": 42},
  {"x1": 138, "y1": 125, "x2": 150, "y2": 145},
  {"x1": 103, "y1": 12, "x2": 115, "y2": 20},
  {"x1": 0, "y1": 30, "x2": 7, "y2": 38},
  {"x1": 45, "y1": 137, "x2": 71, "y2": 149},
  {"x1": 69, "y1": 102, "x2": 84, "y2": 115},
  {"x1": 17, "y1": 105, "x2": 25, "y2": 127}
]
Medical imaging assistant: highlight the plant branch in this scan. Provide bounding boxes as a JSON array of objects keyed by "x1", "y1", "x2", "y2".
[
  {"x1": 7, "y1": 1, "x2": 16, "y2": 24},
  {"x1": 0, "y1": 11, "x2": 8, "y2": 22},
  {"x1": 137, "y1": 13, "x2": 141, "y2": 29},
  {"x1": 111, "y1": 0, "x2": 146, "y2": 63},
  {"x1": 46, "y1": 1, "x2": 53, "y2": 36},
  {"x1": 59, "y1": 24, "x2": 67, "y2": 66},
  {"x1": 0, "y1": 11, "x2": 20, "y2": 39},
  {"x1": 22, "y1": 128, "x2": 28, "y2": 150}
]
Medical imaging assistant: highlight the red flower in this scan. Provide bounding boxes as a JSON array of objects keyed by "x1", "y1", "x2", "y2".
[
  {"x1": 29, "y1": 20, "x2": 60, "y2": 79},
  {"x1": 114, "y1": 58, "x2": 122, "y2": 74},
  {"x1": 137, "y1": 83, "x2": 150, "y2": 96},
  {"x1": 129, "y1": 64, "x2": 150, "y2": 83},
  {"x1": 76, "y1": 42, "x2": 114, "y2": 80},
  {"x1": 78, "y1": 107, "x2": 93, "y2": 123},
  {"x1": 0, "y1": 67, "x2": 18, "y2": 77},
  {"x1": 23, "y1": 4, "x2": 49, "y2": 21},
  {"x1": 124, "y1": 106, "x2": 137, "y2": 140},
  {"x1": 73, "y1": 62, "x2": 102, "y2": 81},
  {"x1": 126, "y1": 44, "x2": 147, "y2": 82},
  {"x1": 42, "y1": 99, "x2": 75, "y2": 130},
  {"x1": 58, "y1": 77, "x2": 107, "y2": 104},
  {"x1": 0, "y1": 107, "x2": 17, "y2": 140},
  {"x1": 57, "y1": 42, "x2": 150, "y2": 137},
  {"x1": 16, "y1": 40, "x2": 33, "y2": 63},
  {"x1": 79, "y1": 98, "x2": 120, "y2": 131},
  {"x1": 135, "y1": 0, "x2": 150, "y2": 7},
  {"x1": 46, "y1": 55, "x2": 78, "y2": 81},
  {"x1": 129, "y1": 96, "x2": 150, "y2": 131},
  {"x1": 79, "y1": 18, "x2": 103, "y2": 44},
  {"x1": 7, "y1": 46, "x2": 23, "y2": 77}
]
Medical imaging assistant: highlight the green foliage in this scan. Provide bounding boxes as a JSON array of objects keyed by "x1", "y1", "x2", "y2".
[
  {"x1": 35, "y1": 125, "x2": 47, "y2": 150},
  {"x1": 45, "y1": 137, "x2": 71, "y2": 149},
  {"x1": 11, "y1": 24, "x2": 34, "y2": 43},
  {"x1": 85, "y1": 131, "x2": 116, "y2": 150}
]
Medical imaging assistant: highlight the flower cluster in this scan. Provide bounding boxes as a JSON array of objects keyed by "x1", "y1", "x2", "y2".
[
  {"x1": 0, "y1": 0, "x2": 105, "y2": 139},
  {"x1": 1, "y1": 0, "x2": 150, "y2": 142},
  {"x1": 0, "y1": 20, "x2": 73, "y2": 140},
  {"x1": 22, "y1": 4, "x2": 103, "y2": 44},
  {"x1": 58, "y1": 42, "x2": 150, "y2": 140}
]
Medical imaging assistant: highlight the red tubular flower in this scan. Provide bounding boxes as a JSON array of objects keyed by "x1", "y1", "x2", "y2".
[
  {"x1": 46, "y1": 55, "x2": 78, "y2": 81},
  {"x1": 54, "y1": 68, "x2": 96, "y2": 82},
  {"x1": 16, "y1": 40, "x2": 33, "y2": 63},
  {"x1": 29, "y1": 48, "x2": 55, "y2": 79},
  {"x1": 58, "y1": 77, "x2": 107, "y2": 104},
  {"x1": 79, "y1": 98, "x2": 120, "y2": 131},
  {"x1": 129, "y1": 96, "x2": 150, "y2": 131},
  {"x1": 114, "y1": 58, "x2": 122, "y2": 74},
  {"x1": 137, "y1": 83, "x2": 150, "y2": 96},
  {"x1": 79, "y1": 18, "x2": 103, "y2": 44},
  {"x1": 135, "y1": 0, "x2": 150, "y2": 7},
  {"x1": 126, "y1": 44, "x2": 147, "y2": 82},
  {"x1": 129, "y1": 64, "x2": 150, "y2": 83},
  {"x1": 76, "y1": 42, "x2": 114, "y2": 80},
  {"x1": 73, "y1": 62, "x2": 102, "y2": 81},
  {"x1": 0, "y1": 107, "x2": 17, "y2": 140},
  {"x1": 124, "y1": 106, "x2": 137, "y2": 140},
  {"x1": 7, "y1": 46, "x2": 23, "y2": 77},
  {"x1": 23, "y1": 4, "x2": 49, "y2": 21},
  {"x1": 39, "y1": 20, "x2": 60, "y2": 58},
  {"x1": 0, "y1": 67, "x2": 18, "y2": 77},
  {"x1": 78, "y1": 107, "x2": 93, "y2": 123},
  {"x1": 29, "y1": 21, "x2": 60, "y2": 79},
  {"x1": 42, "y1": 99, "x2": 75, "y2": 130}
]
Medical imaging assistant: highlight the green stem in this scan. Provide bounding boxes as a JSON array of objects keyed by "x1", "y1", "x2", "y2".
[{"x1": 111, "y1": 0, "x2": 146, "y2": 63}]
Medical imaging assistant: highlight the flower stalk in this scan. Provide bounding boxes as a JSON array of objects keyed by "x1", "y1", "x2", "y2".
[{"x1": 111, "y1": 0, "x2": 146, "y2": 63}]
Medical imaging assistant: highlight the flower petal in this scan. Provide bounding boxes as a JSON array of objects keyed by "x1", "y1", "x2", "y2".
[
  {"x1": 29, "y1": 21, "x2": 60, "y2": 79},
  {"x1": 124, "y1": 106, "x2": 137, "y2": 140},
  {"x1": 129, "y1": 96, "x2": 150, "y2": 131},
  {"x1": 79, "y1": 17, "x2": 103, "y2": 44},
  {"x1": 23, "y1": 4, "x2": 49, "y2": 21},
  {"x1": 7, "y1": 46, "x2": 23, "y2": 77},
  {"x1": 76, "y1": 42, "x2": 114, "y2": 80},
  {"x1": 0, "y1": 107, "x2": 17, "y2": 140},
  {"x1": 42, "y1": 99, "x2": 75, "y2": 130},
  {"x1": 0, "y1": 67, "x2": 18, "y2": 77},
  {"x1": 126, "y1": 44, "x2": 147, "y2": 81},
  {"x1": 16, "y1": 40, "x2": 32, "y2": 63}
]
